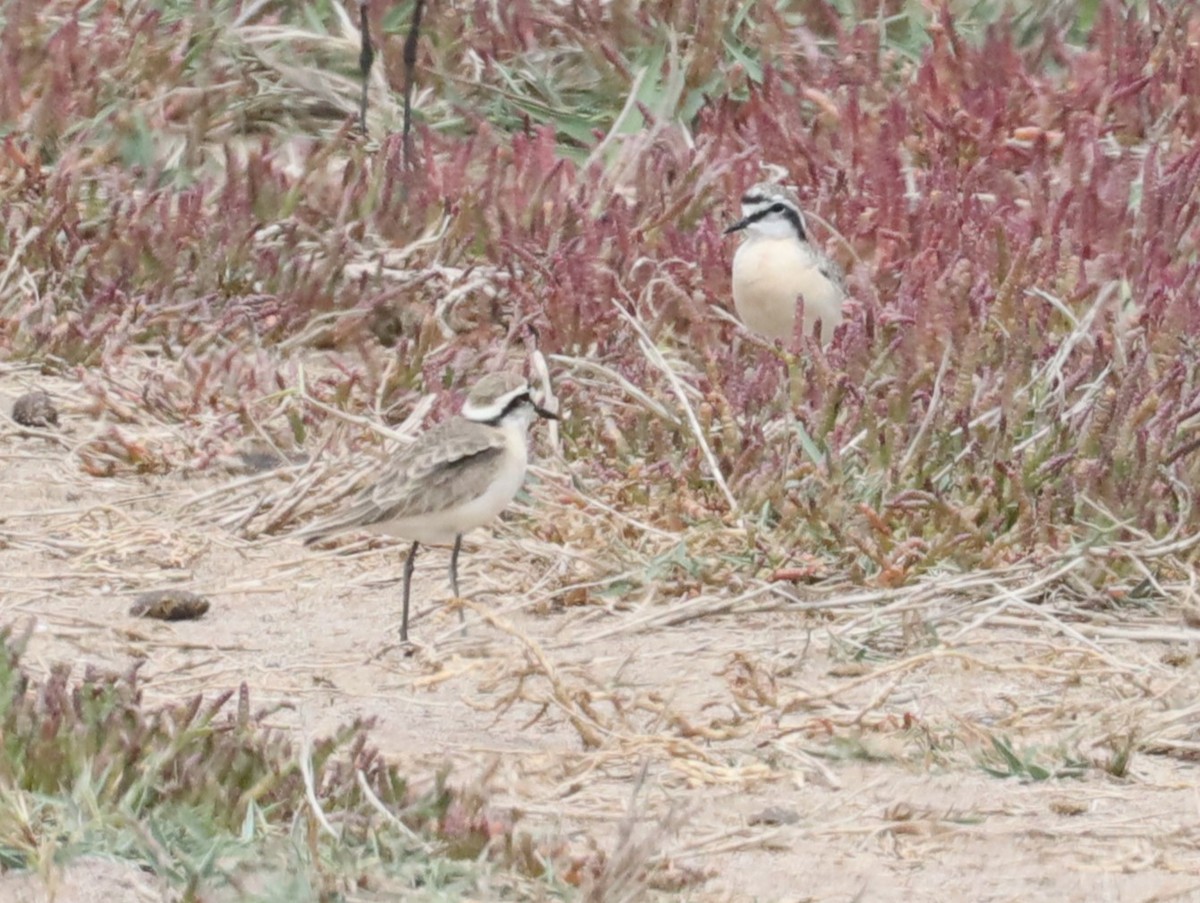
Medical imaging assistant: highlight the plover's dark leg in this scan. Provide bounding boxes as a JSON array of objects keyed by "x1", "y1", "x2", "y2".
[
  {"x1": 400, "y1": 541, "x2": 420, "y2": 641},
  {"x1": 449, "y1": 534, "x2": 466, "y2": 628}
]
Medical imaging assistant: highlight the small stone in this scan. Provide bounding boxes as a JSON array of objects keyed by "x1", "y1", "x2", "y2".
[
  {"x1": 1049, "y1": 798, "x2": 1088, "y2": 817},
  {"x1": 748, "y1": 806, "x2": 801, "y2": 826},
  {"x1": 11, "y1": 390, "x2": 59, "y2": 428},
  {"x1": 225, "y1": 449, "x2": 309, "y2": 475},
  {"x1": 130, "y1": 590, "x2": 210, "y2": 621},
  {"x1": 237, "y1": 450, "x2": 286, "y2": 473}
]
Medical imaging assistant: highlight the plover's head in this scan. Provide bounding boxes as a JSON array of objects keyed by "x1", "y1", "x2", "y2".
[
  {"x1": 461, "y1": 372, "x2": 557, "y2": 425},
  {"x1": 724, "y1": 182, "x2": 808, "y2": 242}
]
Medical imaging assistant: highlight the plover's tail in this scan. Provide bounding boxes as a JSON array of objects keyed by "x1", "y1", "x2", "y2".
[{"x1": 293, "y1": 497, "x2": 380, "y2": 546}]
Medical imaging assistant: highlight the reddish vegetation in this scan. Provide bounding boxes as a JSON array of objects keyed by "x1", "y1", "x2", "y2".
[{"x1": 2, "y1": 1, "x2": 1198, "y2": 580}]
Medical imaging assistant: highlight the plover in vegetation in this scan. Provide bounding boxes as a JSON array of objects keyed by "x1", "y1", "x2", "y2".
[
  {"x1": 725, "y1": 182, "x2": 845, "y2": 345},
  {"x1": 300, "y1": 372, "x2": 557, "y2": 642}
]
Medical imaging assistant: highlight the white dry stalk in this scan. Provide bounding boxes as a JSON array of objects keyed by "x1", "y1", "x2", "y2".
[
  {"x1": 583, "y1": 66, "x2": 653, "y2": 216},
  {"x1": 353, "y1": 769, "x2": 433, "y2": 851},
  {"x1": 636, "y1": 270, "x2": 705, "y2": 334},
  {"x1": 984, "y1": 615, "x2": 1200, "y2": 645},
  {"x1": 232, "y1": 0, "x2": 276, "y2": 27},
  {"x1": 337, "y1": 217, "x2": 456, "y2": 284},
  {"x1": 529, "y1": 347, "x2": 561, "y2": 452},
  {"x1": 176, "y1": 468, "x2": 289, "y2": 519},
  {"x1": 298, "y1": 733, "x2": 340, "y2": 840},
  {"x1": 372, "y1": 353, "x2": 404, "y2": 421},
  {"x1": 897, "y1": 342, "x2": 952, "y2": 475},
  {"x1": 583, "y1": 759, "x2": 673, "y2": 903},
  {"x1": 527, "y1": 463, "x2": 680, "y2": 541},
  {"x1": 928, "y1": 285, "x2": 1121, "y2": 476},
  {"x1": 576, "y1": 584, "x2": 776, "y2": 643},
  {"x1": 232, "y1": 20, "x2": 402, "y2": 132},
  {"x1": 1022, "y1": 282, "x2": 1116, "y2": 403},
  {"x1": 608, "y1": 291, "x2": 740, "y2": 519},
  {"x1": 0, "y1": 224, "x2": 39, "y2": 300},
  {"x1": 1079, "y1": 484, "x2": 1200, "y2": 559},
  {"x1": 296, "y1": 366, "x2": 433, "y2": 445},
  {"x1": 277, "y1": 309, "x2": 364, "y2": 353},
  {"x1": 547, "y1": 354, "x2": 679, "y2": 423},
  {"x1": 433, "y1": 272, "x2": 501, "y2": 338},
  {"x1": 255, "y1": 462, "x2": 347, "y2": 535}
]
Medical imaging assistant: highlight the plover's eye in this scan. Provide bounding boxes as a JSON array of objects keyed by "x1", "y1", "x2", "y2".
[{"x1": 770, "y1": 202, "x2": 786, "y2": 213}]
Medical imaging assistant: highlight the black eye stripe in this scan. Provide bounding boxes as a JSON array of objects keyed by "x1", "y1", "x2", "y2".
[
  {"x1": 739, "y1": 203, "x2": 807, "y2": 241},
  {"x1": 483, "y1": 390, "x2": 533, "y2": 424}
]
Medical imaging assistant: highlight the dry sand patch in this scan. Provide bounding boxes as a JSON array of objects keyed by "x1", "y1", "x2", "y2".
[{"x1": 3, "y1": 371, "x2": 1200, "y2": 902}]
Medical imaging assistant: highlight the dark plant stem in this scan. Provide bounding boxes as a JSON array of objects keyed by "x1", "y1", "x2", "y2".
[
  {"x1": 402, "y1": 0, "x2": 426, "y2": 170},
  {"x1": 358, "y1": 1, "x2": 374, "y2": 136}
]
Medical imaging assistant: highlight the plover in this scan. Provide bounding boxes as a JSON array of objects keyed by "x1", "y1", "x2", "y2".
[
  {"x1": 725, "y1": 181, "x2": 846, "y2": 345},
  {"x1": 300, "y1": 372, "x2": 557, "y2": 641}
]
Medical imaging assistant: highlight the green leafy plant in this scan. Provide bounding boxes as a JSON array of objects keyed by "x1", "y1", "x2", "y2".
[{"x1": 978, "y1": 735, "x2": 1089, "y2": 782}]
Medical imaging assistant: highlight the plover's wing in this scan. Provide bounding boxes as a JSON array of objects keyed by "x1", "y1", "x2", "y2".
[
  {"x1": 816, "y1": 253, "x2": 848, "y2": 296},
  {"x1": 299, "y1": 419, "x2": 505, "y2": 541},
  {"x1": 366, "y1": 419, "x2": 506, "y2": 523}
]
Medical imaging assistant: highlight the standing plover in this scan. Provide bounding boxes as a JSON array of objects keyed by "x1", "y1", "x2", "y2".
[
  {"x1": 726, "y1": 182, "x2": 845, "y2": 345},
  {"x1": 300, "y1": 372, "x2": 557, "y2": 641}
]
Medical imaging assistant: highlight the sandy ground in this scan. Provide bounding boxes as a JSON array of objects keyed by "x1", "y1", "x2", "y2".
[{"x1": 3, "y1": 373, "x2": 1200, "y2": 903}]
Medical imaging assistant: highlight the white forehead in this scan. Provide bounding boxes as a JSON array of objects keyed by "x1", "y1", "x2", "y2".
[{"x1": 741, "y1": 188, "x2": 800, "y2": 214}]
